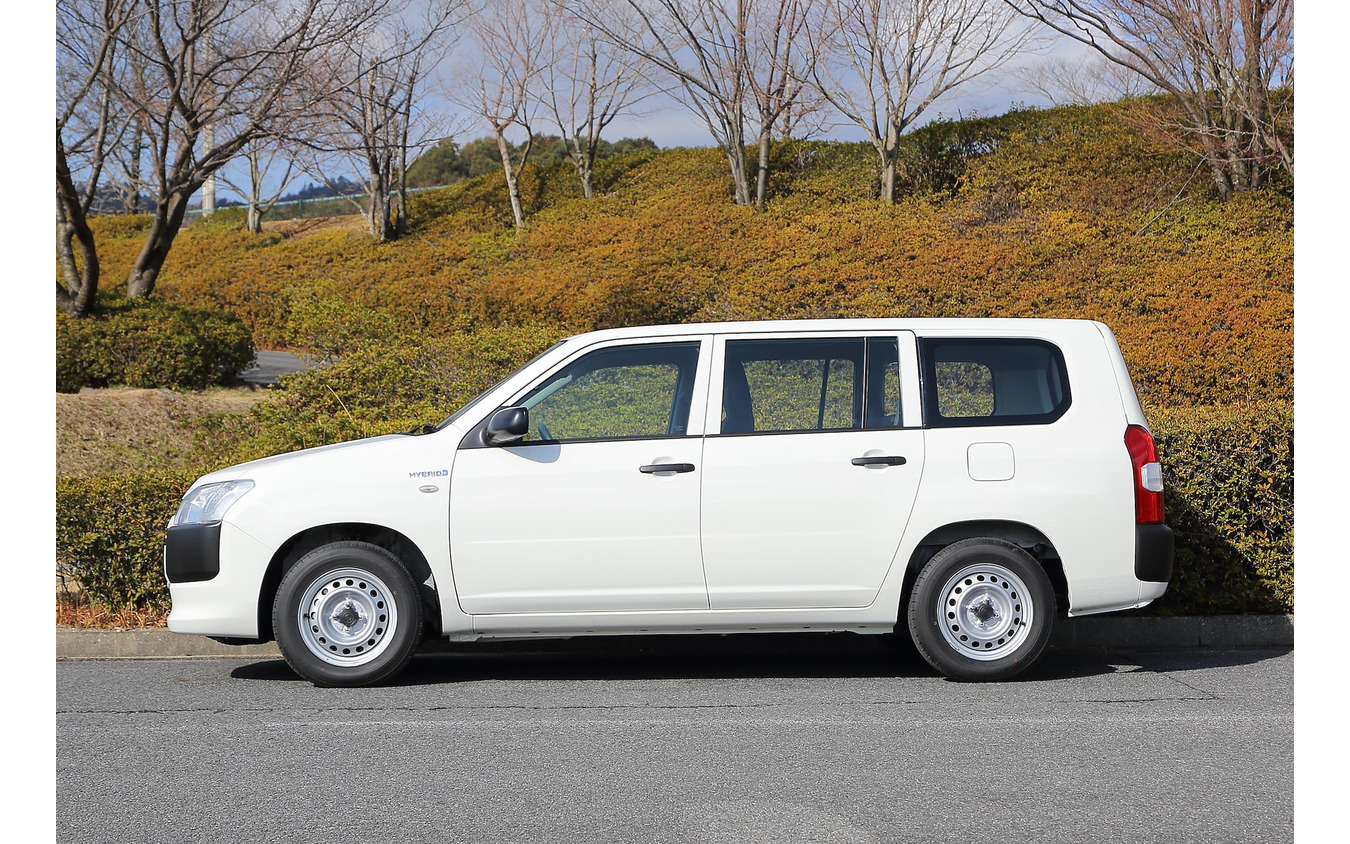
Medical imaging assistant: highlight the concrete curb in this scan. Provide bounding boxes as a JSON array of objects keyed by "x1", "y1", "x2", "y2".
[{"x1": 55, "y1": 615, "x2": 1293, "y2": 660}]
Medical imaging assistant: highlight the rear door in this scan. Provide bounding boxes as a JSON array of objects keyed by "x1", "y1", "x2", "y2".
[{"x1": 698, "y1": 332, "x2": 925, "y2": 609}]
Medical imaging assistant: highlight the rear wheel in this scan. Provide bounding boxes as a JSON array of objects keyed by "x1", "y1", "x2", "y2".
[
  {"x1": 907, "y1": 538, "x2": 1054, "y2": 681},
  {"x1": 273, "y1": 542, "x2": 423, "y2": 687}
]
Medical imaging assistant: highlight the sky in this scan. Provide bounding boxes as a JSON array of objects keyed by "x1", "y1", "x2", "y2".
[{"x1": 208, "y1": 18, "x2": 1088, "y2": 203}]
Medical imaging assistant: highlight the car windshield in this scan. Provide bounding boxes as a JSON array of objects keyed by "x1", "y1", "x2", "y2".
[{"x1": 435, "y1": 342, "x2": 564, "y2": 430}]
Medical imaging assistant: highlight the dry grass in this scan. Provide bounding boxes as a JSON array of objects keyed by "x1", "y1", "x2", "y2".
[
  {"x1": 56, "y1": 590, "x2": 168, "y2": 629},
  {"x1": 56, "y1": 386, "x2": 268, "y2": 478},
  {"x1": 262, "y1": 214, "x2": 368, "y2": 238}
]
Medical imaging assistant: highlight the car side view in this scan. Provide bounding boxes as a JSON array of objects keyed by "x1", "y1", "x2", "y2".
[{"x1": 164, "y1": 319, "x2": 1173, "y2": 685}]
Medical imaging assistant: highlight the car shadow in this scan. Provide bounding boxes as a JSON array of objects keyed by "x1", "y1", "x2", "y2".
[{"x1": 228, "y1": 632, "x2": 1291, "y2": 686}]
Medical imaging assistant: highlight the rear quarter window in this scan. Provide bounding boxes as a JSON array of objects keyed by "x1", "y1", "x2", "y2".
[{"x1": 921, "y1": 338, "x2": 1070, "y2": 427}]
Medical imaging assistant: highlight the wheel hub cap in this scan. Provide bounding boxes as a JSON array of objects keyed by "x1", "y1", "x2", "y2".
[
  {"x1": 296, "y1": 567, "x2": 398, "y2": 667},
  {"x1": 332, "y1": 601, "x2": 363, "y2": 631},
  {"x1": 937, "y1": 563, "x2": 1035, "y2": 662}
]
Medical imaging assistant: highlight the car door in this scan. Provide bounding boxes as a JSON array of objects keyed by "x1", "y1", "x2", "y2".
[
  {"x1": 699, "y1": 332, "x2": 925, "y2": 609},
  {"x1": 449, "y1": 337, "x2": 712, "y2": 614}
]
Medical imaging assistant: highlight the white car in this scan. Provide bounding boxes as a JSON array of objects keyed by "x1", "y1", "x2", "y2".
[{"x1": 165, "y1": 319, "x2": 1173, "y2": 685}]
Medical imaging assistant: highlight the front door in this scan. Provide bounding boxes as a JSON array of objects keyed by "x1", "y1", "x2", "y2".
[
  {"x1": 699, "y1": 333, "x2": 926, "y2": 609},
  {"x1": 449, "y1": 338, "x2": 711, "y2": 614}
]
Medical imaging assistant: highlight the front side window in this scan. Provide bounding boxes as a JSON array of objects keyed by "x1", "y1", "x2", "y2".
[
  {"x1": 516, "y1": 342, "x2": 700, "y2": 442},
  {"x1": 922, "y1": 338, "x2": 1070, "y2": 427},
  {"x1": 721, "y1": 337, "x2": 903, "y2": 434}
]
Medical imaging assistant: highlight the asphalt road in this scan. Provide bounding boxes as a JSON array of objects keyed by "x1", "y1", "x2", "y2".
[
  {"x1": 56, "y1": 636, "x2": 1292, "y2": 843},
  {"x1": 238, "y1": 350, "x2": 315, "y2": 387}
]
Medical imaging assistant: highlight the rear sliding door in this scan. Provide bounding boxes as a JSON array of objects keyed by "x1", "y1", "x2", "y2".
[{"x1": 698, "y1": 332, "x2": 925, "y2": 609}]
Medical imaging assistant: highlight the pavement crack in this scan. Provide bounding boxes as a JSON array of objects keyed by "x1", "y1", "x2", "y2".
[
  {"x1": 1154, "y1": 672, "x2": 1221, "y2": 701},
  {"x1": 1059, "y1": 696, "x2": 1215, "y2": 704}
]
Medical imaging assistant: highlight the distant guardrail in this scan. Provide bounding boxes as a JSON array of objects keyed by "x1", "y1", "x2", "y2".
[{"x1": 183, "y1": 183, "x2": 452, "y2": 225}]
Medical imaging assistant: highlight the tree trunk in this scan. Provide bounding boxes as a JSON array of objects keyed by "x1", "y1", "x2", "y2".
[
  {"x1": 247, "y1": 152, "x2": 263, "y2": 233},
  {"x1": 495, "y1": 130, "x2": 527, "y2": 230},
  {"x1": 367, "y1": 161, "x2": 397, "y2": 242},
  {"x1": 724, "y1": 144, "x2": 753, "y2": 207},
  {"x1": 127, "y1": 189, "x2": 193, "y2": 298},
  {"x1": 754, "y1": 133, "x2": 771, "y2": 209},
  {"x1": 880, "y1": 120, "x2": 901, "y2": 204},
  {"x1": 56, "y1": 130, "x2": 99, "y2": 317}
]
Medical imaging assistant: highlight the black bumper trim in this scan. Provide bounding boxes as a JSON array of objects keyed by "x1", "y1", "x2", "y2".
[
  {"x1": 1135, "y1": 524, "x2": 1175, "y2": 583},
  {"x1": 165, "y1": 523, "x2": 222, "y2": 583}
]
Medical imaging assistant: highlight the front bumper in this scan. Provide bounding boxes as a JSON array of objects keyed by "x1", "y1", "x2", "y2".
[
  {"x1": 165, "y1": 524, "x2": 222, "y2": 582},
  {"x1": 165, "y1": 520, "x2": 273, "y2": 639}
]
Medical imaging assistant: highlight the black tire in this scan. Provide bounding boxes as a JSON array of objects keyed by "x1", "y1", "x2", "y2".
[
  {"x1": 273, "y1": 541, "x2": 424, "y2": 687},
  {"x1": 907, "y1": 537, "x2": 1055, "y2": 681}
]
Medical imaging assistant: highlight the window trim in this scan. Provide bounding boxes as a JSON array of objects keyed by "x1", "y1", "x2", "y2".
[{"x1": 919, "y1": 337, "x2": 1072, "y2": 429}]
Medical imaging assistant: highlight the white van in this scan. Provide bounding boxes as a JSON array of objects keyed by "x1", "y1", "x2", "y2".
[{"x1": 165, "y1": 319, "x2": 1173, "y2": 685}]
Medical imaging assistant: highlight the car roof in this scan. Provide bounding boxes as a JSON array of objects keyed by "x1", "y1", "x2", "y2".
[{"x1": 560, "y1": 318, "x2": 1101, "y2": 345}]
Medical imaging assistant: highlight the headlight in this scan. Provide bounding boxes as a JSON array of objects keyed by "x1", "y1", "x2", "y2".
[{"x1": 170, "y1": 480, "x2": 255, "y2": 527}]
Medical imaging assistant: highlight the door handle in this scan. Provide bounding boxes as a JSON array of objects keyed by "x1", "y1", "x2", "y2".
[
  {"x1": 639, "y1": 463, "x2": 696, "y2": 474},
  {"x1": 851, "y1": 456, "x2": 907, "y2": 467}
]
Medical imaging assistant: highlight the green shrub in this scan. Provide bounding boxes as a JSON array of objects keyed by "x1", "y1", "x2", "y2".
[
  {"x1": 1147, "y1": 402, "x2": 1293, "y2": 614},
  {"x1": 193, "y1": 322, "x2": 561, "y2": 465},
  {"x1": 57, "y1": 295, "x2": 255, "y2": 392},
  {"x1": 56, "y1": 471, "x2": 193, "y2": 611}
]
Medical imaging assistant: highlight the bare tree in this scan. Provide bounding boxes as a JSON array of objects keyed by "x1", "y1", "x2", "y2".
[
  {"x1": 1005, "y1": 0, "x2": 1294, "y2": 198},
  {"x1": 538, "y1": 3, "x2": 651, "y2": 199},
  {"x1": 571, "y1": 0, "x2": 816, "y2": 209},
  {"x1": 1014, "y1": 53, "x2": 1155, "y2": 106},
  {"x1": 808, "y1": 0, "x2": 1031, "y2": 204},
  {"x1": 309, "y1": 0, "x2": 463, "y2": 240},
  {"x1": 453, "y1": 0, "x2": 556, "y2": 230},
  {"x1": 56, "y1": 0, "x2": 137, "y2": 316},
  {"x1": 218, "y1": 137, "x2": 300, "y2": 232},
  {"x1": 112, "y1": 0, "x2": 382, "y2": 298}
]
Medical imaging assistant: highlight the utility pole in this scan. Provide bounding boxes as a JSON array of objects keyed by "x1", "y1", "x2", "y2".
[
  {"x1": 200, "y1": 23, "x2": 216, "y2": 216},
  {"x1": 202, "y1": 121, "x2": 216, "y2": 215}
]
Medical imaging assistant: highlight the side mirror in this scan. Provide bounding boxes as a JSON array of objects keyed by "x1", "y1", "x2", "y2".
[{"x1": 483, "y1": 406, "x2": 529, "y2": 446}]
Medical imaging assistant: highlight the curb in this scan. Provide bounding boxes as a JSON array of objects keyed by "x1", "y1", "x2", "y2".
[{"x1": 55, "y1": 615, "x2": 1293, "y2": 660}]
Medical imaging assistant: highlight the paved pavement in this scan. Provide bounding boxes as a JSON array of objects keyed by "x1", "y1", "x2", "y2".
[
  {"x1": 237, "y1": 350, "x2": 317, "y2": 387},
  {"x1": 55, "y1": 639, "x2": 1293, "y2": 843},
  {"x1": 54, "y1": 614, "x2": 1295, "y2": 659}
]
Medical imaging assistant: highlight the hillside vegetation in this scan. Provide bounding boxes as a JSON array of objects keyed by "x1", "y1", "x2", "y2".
[
  {"x1": 89, "y1": 102, "x2": 1291, "y2": 409},
  {"x1": 62, "y1": 101, "x2": 1293, "y2": 619}
]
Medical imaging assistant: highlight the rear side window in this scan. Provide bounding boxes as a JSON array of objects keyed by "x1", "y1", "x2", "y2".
[
  {"x1": 721, "y1": 337, "x2": 903, "y2": 434},
  {"x1": 921, "y1": 339, "x2": 1070, "y2": 427}
]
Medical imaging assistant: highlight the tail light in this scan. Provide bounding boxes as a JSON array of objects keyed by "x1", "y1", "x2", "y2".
[{"x1": 1125, "y1": 425, "x2": 1165, "y2": 524}]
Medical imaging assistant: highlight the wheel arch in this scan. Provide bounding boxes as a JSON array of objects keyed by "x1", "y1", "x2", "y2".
[
  {"x1": 257, "y1": 523, "x2": 441, "y2": 643},
  {"x1": 897, "y1": 520, "x2": 1068, "y2": 622}
]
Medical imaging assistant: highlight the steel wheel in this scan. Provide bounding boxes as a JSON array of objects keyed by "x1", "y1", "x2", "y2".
[
  {"x1": 297, "y1": 567, "x2": 399, "y2": 667},
  {"x1": 273, "y1": 542, "x2": 423, "y2": 686},
  {"x1": 935, "y1": 563, "x2": 1035, "y2": 661},
  {"x1": 907, "y1": 537, "x2": 1055, "y2": 681}
]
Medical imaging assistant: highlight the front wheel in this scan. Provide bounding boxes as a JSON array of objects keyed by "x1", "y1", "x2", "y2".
[
  {"x1": 273, "y1": 542, "x2": 423, "y2": 687},
  {"x1": 907, "y1": 538, "x2": 1055, "y2": 681}
]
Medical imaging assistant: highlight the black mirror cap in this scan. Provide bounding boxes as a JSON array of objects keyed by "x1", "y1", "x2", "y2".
[{"x1": 483, "y1": 406, "x2": 529, "y2": 446}]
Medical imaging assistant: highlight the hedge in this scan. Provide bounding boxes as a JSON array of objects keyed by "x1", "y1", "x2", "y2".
[
  {"x1": 1147, "y1": 402, "x2": 1293, "y2": 614},
  {"x1": 56, "y1": 471, "x2": 192, "y2": 612},
  {"x1": 56, "y1": 402, "x2": 1291, "y2": 616},
  {"x1": 57, "y1": 295, "x2": 255, "y2": 393}
]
